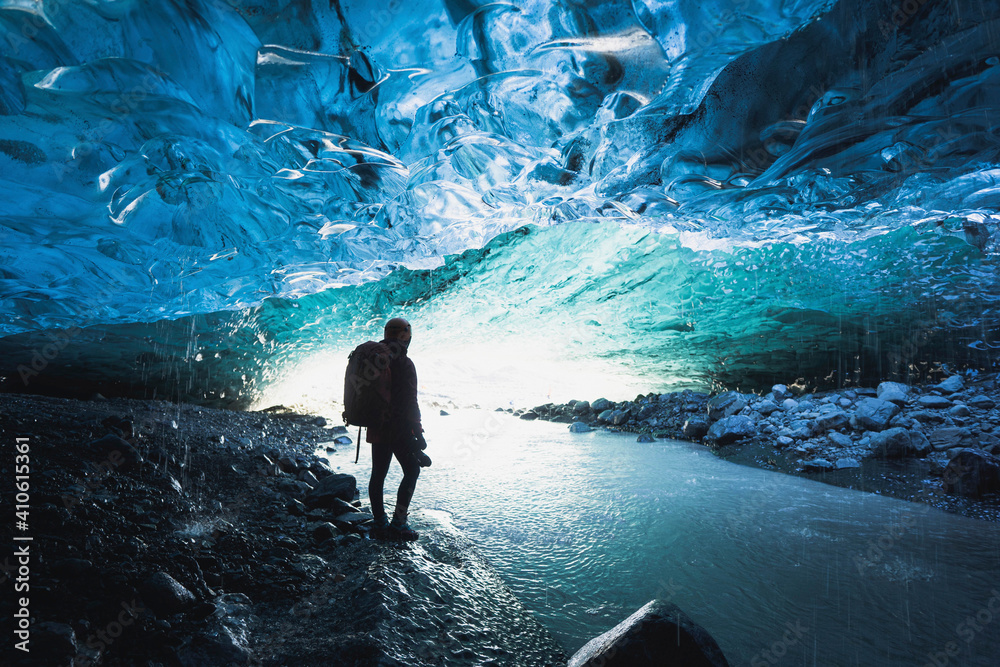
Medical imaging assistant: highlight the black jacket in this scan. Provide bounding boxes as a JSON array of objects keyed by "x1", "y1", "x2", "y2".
[{"x1": 366, "y1": 341, "x2": 421, "y2": 444}]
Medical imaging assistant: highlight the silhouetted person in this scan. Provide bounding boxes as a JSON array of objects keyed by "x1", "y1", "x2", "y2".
[{"x1": 367, "y1": 317, "x2": 427, "y2": 540}]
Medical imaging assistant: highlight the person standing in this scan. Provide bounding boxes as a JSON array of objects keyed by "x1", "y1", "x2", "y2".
[{"x1": 366, "y1": 317, "x2": 428, "y2": 541}]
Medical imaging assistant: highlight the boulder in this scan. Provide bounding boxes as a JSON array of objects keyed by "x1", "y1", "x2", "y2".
[
  {"x1": 850, "y1": 398, "x2": 899, "y2": 431},
  {"x1": 781, "y1": 398, "x2": 798, "y2": 411},
  {"x1": 814, "y1": 410, "x2": 849, "y2": 432},
  {"x1": 706, "y1": 392, "x2": 748, "y2": 421},
  {"x1": 597, "y1": 409, "x2": 614, "y2": 423},
  {"x1": 770, "y1": 384, "x2": 792, "y2": 401},
  {"x1": 835, "y1": 457, "x2": 861, "y2": 469},
  {"x1": 756, "y1": 399, "x2": 780, "y2": 415},
  {"x1": 801, "y1": 458, "x2": 833, "y2": 472},
  {"x1": 948, "y1": 404, "x2": 971, "y2": 417},
  {"x1": 942, "y1": 449, "x2": 1000, "y2": 498},
  {"x1": 177, "y1": 627, "x2": 252, "y2": 667},
  {"x1": 877, "y1": 381, "x2": 909, "y2": 399},
  {"x1": 917, "y1": 395, "x2": 953, "y2": 409},
  {"x1": 573, "y1": 401, "x2": 591, "y2": 414},
  {"x1": 869, "y1": 427, "x2": 914, "y2": 459},
  {"x1": 909, "y1": 430, "x2": 932, "y2": 456},
  {"x1": 140, "y1": 572, "x2": 196, "y2": 615},
  {"x1": 569, "y1": 421, "x2": 593, "y2": 433},
  {"x1": 592, "y1": 398, "x2": 612, "y2": 412},
  {"x1": 935, "y1": 375, "x2": 965, "y2": 394},
  {"x1": 929, "y1": 427, "x2": 973, "y2": 451},
  {"x1": 568, "y1": 599, "x2": 729, "y2": 667},
  {"x1": 682, "y1": 418, "x2": 710, "y2": 440},
  {"x1": 705, "y1": 415, "x2": 756, "y2": 445},
  {"x1": 637, "y1": 433, "x2": 655, "y2": 443},
  {"x1": 87, "y1": 433, "x2": 144, "y2": 471},
  {"x1": 968, "y1": 395, "x2": 996, "y2": 410},
  {"x1": 828, "y1": 432, "x2": 852, "y2": 447},
  {"x1": 304, "y1": 473, "x2": 357, "y2": 508}
]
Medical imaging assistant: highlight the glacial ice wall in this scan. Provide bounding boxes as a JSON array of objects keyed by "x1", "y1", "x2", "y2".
[{"x1": 1, "y1": 0, "x2": 999, "y2": 404}]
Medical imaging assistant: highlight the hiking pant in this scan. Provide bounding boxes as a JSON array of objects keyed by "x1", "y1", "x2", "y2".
[{"x1": 369, "y1": 438, "x2": 420, "y2": 521}]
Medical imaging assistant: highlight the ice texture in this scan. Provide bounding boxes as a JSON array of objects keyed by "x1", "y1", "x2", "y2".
[{"x1": 1, "y1": 0, "x2": 999, "y2": 400}]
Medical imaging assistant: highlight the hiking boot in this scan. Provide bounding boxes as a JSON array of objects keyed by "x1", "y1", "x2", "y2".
[
  {"x1": 370, "y1": 515, "x2": 390, "y2": 539},
  {"x1": 388, "y1": 516, "x2": 418, "y2": 541}
]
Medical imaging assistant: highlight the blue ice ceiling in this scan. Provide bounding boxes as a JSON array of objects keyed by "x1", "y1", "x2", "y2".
[{"x1": 1, "y1": 0, "x2": 999, "y2": 405}]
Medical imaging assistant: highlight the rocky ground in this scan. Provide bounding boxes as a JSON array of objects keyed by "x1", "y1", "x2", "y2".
[
  {"x1": 515, "y1": 371, "x2": 1000, "y2": 521},
  {"x1": 0, "y1": 393, "x2": 566, "y2": 666}
]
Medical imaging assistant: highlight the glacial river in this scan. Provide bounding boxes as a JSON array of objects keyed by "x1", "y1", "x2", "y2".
[{"x1": 325, "y1": 409, "x2": 1000, "y2": 666}]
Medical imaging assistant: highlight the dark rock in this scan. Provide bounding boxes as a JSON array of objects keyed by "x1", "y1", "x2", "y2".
[
  {"x1": 312, "y1": 416, "x2": 327, "y2": 427},
  {"x1": 177, "y1": 628, "x2": 251, "y2": 666},
  {"x1": 942, "y1": 449, "x2": 1000, "y2": 498},
  {"x1": 917, "y1": 395, "x2": 953, "y2": 409},
  {"x1": 814, "y1": 410, "x2": 849, "y2": 431},
  {"x1": 827, "y1": 432, "x2": 852, "y2": 447},
  {"x1": 304, "y1": 473, "x2": 357, "y2": 508},
  {"x1": 705, "y1": 415, "x2": 755, "y2": 445},
  {"x1": 610, "y1": 410, "x2": 629, "y2": 426},
  {"x1": 935, "y1": 375, "x2": 965, "y2": 394},
  {"x1": 770, "y1": 384, "x2": 792, "y2": 401},
  {"x1": 869, "y1": 427, "x2": 914, "y2": 459},
  {"x1": 835, "y1": 457, "x2": 861, "y2": 469},
  {"x1": 597, "y1": 409, "x2": 614, "y2": 423},
  {"x1": 850, "y1": 398, "x2": 899, "y2": 431},
  {"x1": 333, "y1": 511, "x2": 372, "y2": 532},
  {"x1": 332, "y1": 435, "x2": 352, "y2": 445},
  {"x1": 568, "y1": 599, "x2": 729, "y2": 667},
  {"x1": 948, "y1": 404, "x2": 971, "y2": 417},
  {"x1": 140, "y1": 572, "x2": 196, "y2": 615},
  {"x1": 968, "y1": 395, "x2": 996, "y2": 410},
  {"x1": 637, "y1": 433, "x2": 655, "y2": 443},
  {"x1": 439, "y1": 409, "x2": 450, "y2": 416},
  {"x1": 682, "y1": 418, "x2": 709, "y2": 440},
  {"x1": 312, "y1": 522, "x2": 339, "y2": 543},
  {"x1": 706, "y1": 391, "x2": 748, "y2": 421},
  {"x1": 573, "y1": 401, "x2": 591, "y2": 414},
  {"x1": 929, "y1": 427, "x2": 973, "y2": 451},
  {"x1": 51, "y1": 558, "x2": 95, "y2": 578},
  {"x1": 520, "y1": 411, "x2": 539, "y2": 420},
  {"x1": 31, "y1": 622, "x2": 77, "y2": 665},
  {"x1": 801, "y1": 458, "x2": 834, "y2": 472},
  {"x1": 277, "y1": 456, "x2": 298, "y2": 473},
  {"x1": 591, "y1": 398, "x2": 612, "y2": 411},
  {"x1": 86, "y1": 433, "x2": 143, "y2": 471},
  {"x1": 756, "y1": 400, "x2": 779, "y2": 415},
  {"x1": 910, "y1": 410, "x2": 946, "y2": 424},
  {"x1": 877, "y1": 381, "x2": 909, "y2": 403},
  {"x1": 569, "y1": 422, "x2": 593, "y2": 433}
]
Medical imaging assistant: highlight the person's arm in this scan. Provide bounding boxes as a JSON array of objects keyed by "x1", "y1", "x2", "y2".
[{"x1": 392, "y1": 357, "x2": 422, "y2": 435}]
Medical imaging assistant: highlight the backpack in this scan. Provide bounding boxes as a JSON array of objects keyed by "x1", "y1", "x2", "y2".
[{"x1": 343, "y1": 341, "x2": 392, "y2": 462}]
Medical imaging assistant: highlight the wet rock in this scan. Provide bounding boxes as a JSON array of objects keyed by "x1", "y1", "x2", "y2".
[
  {"x1": 801, "y1": 458, "x2": 834, "y2": 472},
  {"x1": 520, "y1": 411, "x2": 539, "y2": 420},
  {"x1": 332, "y1": 511, "x2": 372, "y2": 532},
  {"x1": 929, "y1": 427, "x2": 973, "y2": 451},
  {"x1": 141, "y1": 572, "x2": 196, "y2": 615},
  {"x1": 949, "y1": 404, "x2": 971, "y2": 418},
  {"x1": 706, "y1": 415, "x2": 755, "y2": 445},
  {"x1": 597, "y1": 409, "x2": 614, "y2": 423},
  {"x1": 935, "y1": 376, "x2": 965, "y2": 394},
  {"x1": 32, "y1": 622, "x2": 77, "y2": 665},
  {"x1": 706, "y1": 391, "x2": 747, "y2": 421},
  {"x1": 573, "y1": 401, "x2": 591, "y2": 414},
  {"x1": 569, "y1": 422, "x2": 593, "y2": 433},
  {"x1": 756, "y1": 400, "x2": 780, "y2": 415},
  {"x1": 592, "y1": 398, "x2": 612, "y2": 411},
  {"x1": 636, "y1": 433, "x2": 655, "y2": 443},
  {"x1": 910, "y1": 410, "x2": 946, "y2": 424},
  {"x1": 332, "y1": 435, "x2": 353, "y2": 445},
  {"x1": 969, "y1": 395, "x2": 996, "y2": 410},
  {"x1": 828, "y1": 432, "x2": 852, "y2": 447},
  {"x1": 869, "y1": 427, "x2": 915, "y2": 459},
  {"x1": 568, "y1": 599, "x2": 729, "y2": 667},
  {"x1": 850, "y1": 398, "x2": 899, "y2": 431},
  {"x1": 781, "y1": 398, "x2": 798, "y2": 411},
  {"x1": 835, "y1": 457, "x2": 861, "y2": 469},
  {"x1": 776, "y1": 435, "x2": 794, "y2": 447},
  {"x1": 87, "y1": 433, "x2": 144, "y2": 471},
  {"x1": 814, "y1": 410, "x2": 849, "y2": 432},
  {"x1": 942, "y1": 449, "x2": 1000, "y2": 498},
  {"x1": 177, "y1": 627, "x2": 251, "y2": 666},
  {"x1": 682, "y1": 418, "x2": 709, "y2": 440},
  {"x1": 51, "y1": 557, "x2": 95, "y2": 578},
  {"x1": 610, "y1": 410, "x2": 629, "y2": 426},
  {"x1": 918, "y1": 395, "x2": 953, "y2": 409},
  {"x1": 312, "y1": 522, "x2": 339, "y2": 544},
  {"x1": 304, "y1": 473, "x2": 357, "y2": 508},
  {"x1": 771, "y1": 384, "x2": 792, "y2": 401}
]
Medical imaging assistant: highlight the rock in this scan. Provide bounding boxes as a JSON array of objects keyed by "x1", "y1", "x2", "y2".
[
  {"x1": 304, "y1": 473, "x2": 357, "y2": 508},
  {"x1": 771, "y1": 384, "x2": 792, "y2": 401},
  {"x1": 573, "y1": 401, "x2": 591, "y2": 414},
  {"x1": 597, "y1": 409, "x2": 614, "y2": 423},
  {"x1": 869, "y1": 427, "x2": 914, "y2": 459},
  {"x1": 801, "y1": 458, "x2": 833, "y2": 472},
  {"x1": 917, "y1": 395, "x2": 953, "y2": 409},
  {"x1": 312, "y1": 416, "x2": 327, "y2": 427},
  {"x1": 51, "y1": 558, "x2": 95, "y2": 578},
  {"x1": 850, "y1": 398, "x2": 900, "y2": 431},
  {"x1": 876, "y1": 382, "x2": 909, "y2": 405},
  {"x1": 32, "y1": 622, "x2": 77, "y2": 665},
  {"x1": 567, "y1": 599, "x2": 729, "y2": 667},
  {"x1": 935, "y1": 376, "x2": 965, "y2": 394},
  {"x1": 776, "y1": 435, "x2": 794, "y2": 447},
  {"x1": 781, "y1": 398, "x2": 798, "y2": 411},
  {"x1": 968, "y1": 395, "x2": 996, "y2": 410},
  {"x1": 611, "y1": 410, "x2": 630, "y2": 426},
  {"x1": 332, "y1": 511, "x2": 372, "y2": 531},
  {"x1": 838, "y1": 397, "x2": 853, "y2": 408},
  {"x1": 332, "y1": 435, "x2": 352, "y2": 445},
  {"x1": 140, "y1": 572, "x2": 196, "y2": 615},
  {"x1": 814, "y1": 410, "x2": 849, "y2": 432},
  {"x1": 519, "y1": 411, "x2": 539, "y2": 420},
  {"x1": 835, "y1": 457, "x2": 861, "y2": 469},
  {"x1": 569, "y1": 422, "x2": 593, "y2": 433},
  {"x1": 910, "y1": 430, "x2": 932, "y2": 456},
  {"x1": 705, "y1": 415, "x2": 756, "y2": 446},
  {"x1": 312, "y1": 522, "x2": 339, "y2": 543},
  {"x1": 828, "y1": 432, "x2": 852, "y2": 447},
  {"x1": 910, "y1": 410, "x2": 946, "y2": 424},
  {"x1": 177, "y1": 627, "x2": 252, "y2": 667},
  {"x1": 636, "y1": 433, "x2": 655, "y2": 443},
  {"x1": 592, "y1": 398, "x2": 612, "y2": 411},
  {"x1": 948, "y1": 404, "x2": 971, "y2": 417},
  {"x1": 706, "y1": 392, "x2": 748, "y2": 421},
  {"x1": 682, "y1": 418, "x2": 709, "y2": 440},
  {"x1": 297, "y1": 469, "x2": 320, "y2": 487},
  {"x1": 756, "y1": 400, "x2": 779, "y2": 415},
  {"x1": 942, "y1": 449, "x2": 1000, "y2": 498},
  {"x1": 929, "y1": 427, "x2": 973, "y2": 451},
  {"x1": 86, "y1": 433, "x2": 144, "y2": 471},
  {"x1": 439, "y1": 409, "x2": 450, "y2": 416}
]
